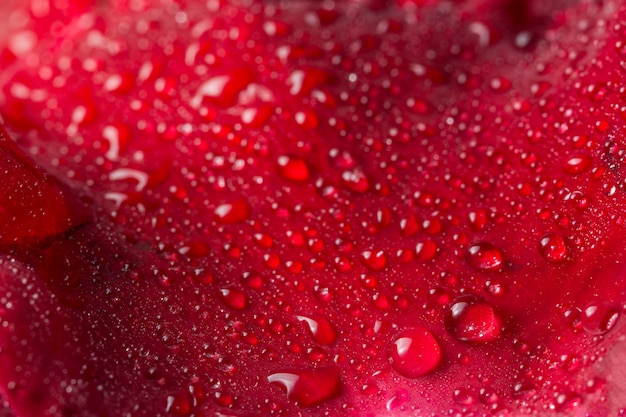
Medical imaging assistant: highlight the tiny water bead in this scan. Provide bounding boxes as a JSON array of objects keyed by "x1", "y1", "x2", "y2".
[
  {"x1": 446, "y1": 296, "x2": 502, "y2": 342},
  {"x1": 267, "y1": 366, "x2": 342, "y2": 407},
  {"x1": 465, "y1": 242, "x2": 504, "y2": 271},
  {"x1": 390, "y1": 327, "x2": 442, "y2": 378},
  {"x1": 538, "y1": 232, "x2": 568, "y2": 262}
]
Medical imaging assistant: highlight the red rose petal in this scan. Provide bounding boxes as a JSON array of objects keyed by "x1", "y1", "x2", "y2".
[{"x1": 0, "y1": 0, "x2": 625, "y2": 416}]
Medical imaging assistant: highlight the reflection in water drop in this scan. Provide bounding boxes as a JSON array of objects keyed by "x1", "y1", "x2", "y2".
[
  {"x1": 446, "y1": 295, "x2": 502, "y2": 342},
  {"x1": 538, "y1": 232, "x2": 568, "y2": 262},
  {"x1": 390, "y1": 327, "x2": 442, "y2": 378},
  {"x1": 581, "y1": 301, "x2": 619, "y2": 335},
  {"x1": 296, "y1": 314, "x2": 338, "y2": 345},
  {"x1": 465, "y1": 242, "x2": 504, "y2": 271},
  {"x1": 277, "y1": 156, "x2": 310, "y2": 182},
  {"x1": 213, "y1": 198, "x2": 251, "y2": 224},
  {"x1": 268, "y1": 366, "x2": 342, "y2": 407}
]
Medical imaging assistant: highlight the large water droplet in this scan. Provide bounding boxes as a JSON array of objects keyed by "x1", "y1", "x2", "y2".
[
  {"x1": 555, "y1": 391, "x2": 582, "y2": 412},
  {"x1": 446, "y1": 295, "x2": 502, "y2": 342},
  {"x1": 415, "y1": 239, "x2": 437, "y2": 262},
  {"x1": 581, "y1": 301, "x2": 619, "y2": 335},
  {"x1": 277, "y1": 155, "x2": 310, "y2": 182},
  {"x1": 286, "y1": 67, "x2": 334, "y2": 95},
  {"x1": 190, "y1": 68, "x2": 253, "y2": 108},
  {"x1": 538, "y1": 232, "x2": 568, "y2": 262},
  {"x1": 296, "y1": 314, "x2": 338, "y2": 345},
  {"x1": 294, "y1": 109, "x2": 319, "y2": 129},
  {"x1": 101, "y1": 123, "x2": 131, "y2": 161},
  {"x1": 468, "y1": 209, "x2": 488, "y2": 231},
  {"x1": 341, "y1": 168, "x2": 370, "y2": 193},
  {"x1": 165, "y1": 392, "x2": 192, "y2": 416},
  {"x1": 103, "y1": 72, "x2": 135, "y2": 94},
  {"x1": 213, "y1": 198, "x2": 251, "y2": 224},
  {"x1": 466, "y1": 242, "x2": 504, "y2": 270},
  {"x1": 268, "y1": 366, "x2": 342, "y2": 407},
  {"x1": 385, "y1": 389, "x2": 409, "y2": 411},
  {"x1": 563, "y1": 155, "x2": 592, "y2": 175},
  {"x1": 360, "y1": 250, "x2": 388, "y2": 271},
  {"x1": 400, "y1": 213, "x2": 419, "y2": 236},
  {"x1": 563, "y1": 307, "x2": 582, "y2": 330},
  {"x1": 390, "y1": 327, "x2": 442, "y2": 378},
  {"x1": 453, "y1": 387, "x2": 476, "y2": 405},
  {"x1": 218, "y1": 288, "x2": 247, "y2": 310}
]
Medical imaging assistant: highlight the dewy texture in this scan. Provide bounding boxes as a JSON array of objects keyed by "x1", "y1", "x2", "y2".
[{"x1": 1, "y1": 0, "x2": 626, "y2": 415}]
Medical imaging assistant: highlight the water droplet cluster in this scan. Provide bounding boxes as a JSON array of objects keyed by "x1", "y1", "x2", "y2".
[{"x1": 0, "y1": 0, "x2": 625, "y2": 416}]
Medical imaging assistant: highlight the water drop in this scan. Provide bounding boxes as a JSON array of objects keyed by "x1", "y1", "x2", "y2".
[
  {"x1": 268, "y1": 366, "x2": 342, "y2": 407},
  {"x1": 214, "y1": 391, "x2": 234, "y2": 407},
  {"x1": 277, "y1": 156, "x2": 310, "y2": 182},
  {"x1": 218, "y1": 288, "x2": 247, "y2": 310},
  {"x1": 71, "y1": 102, "x2": 97, "y2": 126},
  {"x1": 415, "y1": 239, "x2": 437, "y2": 262},
  {"x1": 555, "y1": 391, "x2": 582, "y2": 411},
  {"x1": 334, "y1": 256, "x2": 352, "y2": 272},
  {"x1": 213, "y1": 198, "x2": 251, "y2": 224},
  {"x1": 341, "y1": 168, "x2": 370, "y2": 193},
  {"x1": 286, "y1": 67, "x2": 334, "y2": 96},
  {"x1": 294, "y1": 110, "x2": 319, "y2": 129},
  {"x1": 373, "y1": 293, "x2": 391, "y2": 310},
  {"x1": 453, "y1": 388, "x2": 476, "y2": 405},
  {"x1": 429, "y1": 288, "x2": 450, "y2": 305},
  {"x1": 513, "y1": 379, "x2": 536, "y2": 397},
  {"x1": 400, "y1": 213, "x2": 419, "y2": 236},
  {"x1": 563, "y1": 156, "x2": 592, "y2": 175},
  {"x1": 490, "y1": 77, "x2": 511, "y2": 92},
  {"x1": 109, "y1": 168, "x2": 149, "y2": 191},
  {"x1": 446, "y1": 295, "x2": 502, "y2": 342},
  {"x1": 178, "y1": 240, "x2": 209, "y2": 259},
  {"x1": 385, "y1": 389, "x2": 409, "y2": 411},
  {"x1": 103, "y1": 72, "x2": 135, "y2": 94},
  {"x1": 390, "y1": 327, "x2": 442, "y2": 378},
  {"x1": 296, "y1": 314, "x2": 338, "y2": 345},
  {"x1": 479, "y1": 387, "x2": 499, "y2": 404},
  {"x1": 581, "y1": 301, "x2": 619, "y2": 335},
  {"x1": 102, "y1": 123, "x2": 130, "y2": 161},
  {"x1": 422, "y1": 218, "x2": 442, "y2": 235},
  {"x1": 165, "y1": 393, "x2": 191, "y2": 416},
  {"x1": 190, "y1": 68, "x2": 253, "y2": 108},
  {"x1": 538, "y1": 232, "x2": 568, "y2": 262},
  {"x1": 360, "y1": 250, "x2": 388, "y2": 271},
  {"x1": 466, "y1": 242, "x2": 504, "y2": 270},
  {"x1": 406, "y1": 98, "x2": 431, "y2": 114},
  {"x1": 468, "y1": 209, "x2": 488, "y2": 231},
  {"x1": 563, "y1": 307, "x2": 582, "y2": 330},
  {"x1": 485, "y1": 279, "x2": 505, "y2": 296},
  {"x1": 263, "y1": 253, "x2": 281, "y2": 270}
]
